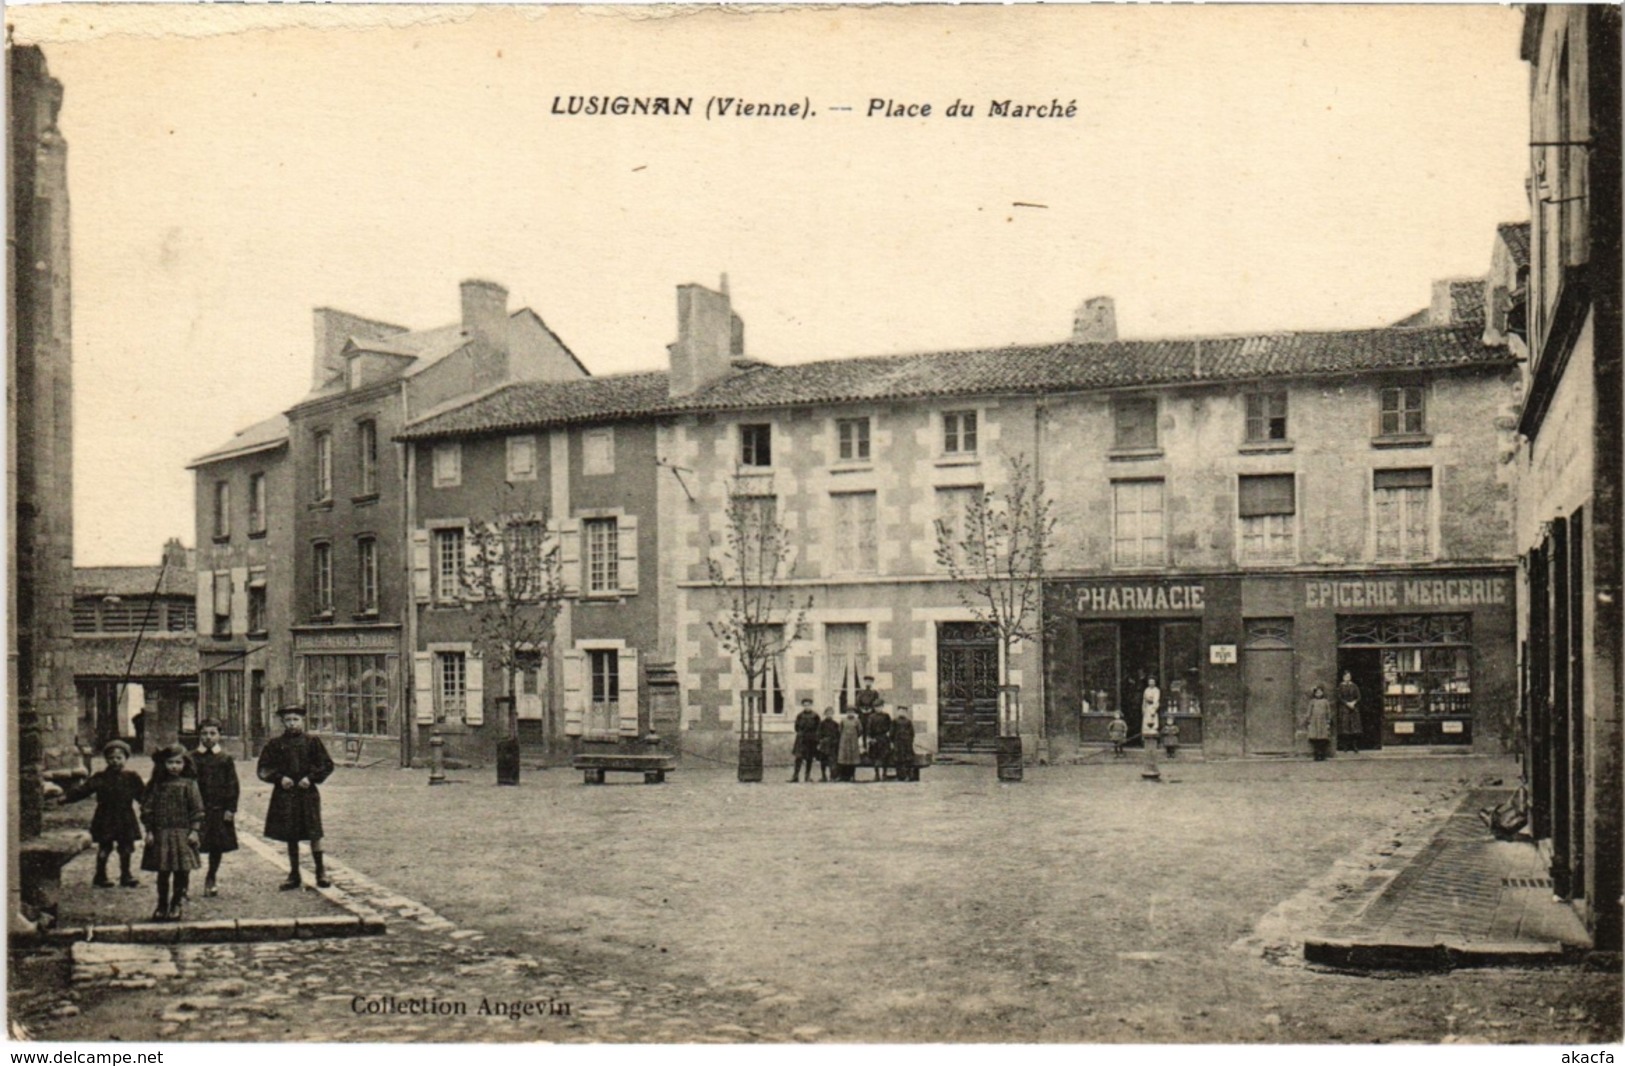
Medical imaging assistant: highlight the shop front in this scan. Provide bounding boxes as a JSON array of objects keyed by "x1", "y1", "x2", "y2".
[
  {"x1": 1046, "y1": 580, "x2": 1217, "y2": 750},
  {"x1": 291, "y1": 625, "x2": 403, "y2": 765}
]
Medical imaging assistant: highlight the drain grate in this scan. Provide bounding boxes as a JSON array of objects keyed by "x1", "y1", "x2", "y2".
[{"x1": 1501, "y1": 877, "x2": 1553, "y2": 889}]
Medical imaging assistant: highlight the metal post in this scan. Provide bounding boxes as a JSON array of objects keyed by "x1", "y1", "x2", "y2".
[
  {"x1": 428, "y1": 731, "x2": 447, "y2": 785},
  {"x1": 997, "y1": 684, "x2": 1023, "y2": 782},
  {"x1": 737, "y1": 689, "x2": 764, "y2": 783}
]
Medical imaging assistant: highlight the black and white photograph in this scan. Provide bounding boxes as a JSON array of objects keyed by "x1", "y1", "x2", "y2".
[{"x1": 5, "y1": 2, "x2": 1622, "y2": 1053}]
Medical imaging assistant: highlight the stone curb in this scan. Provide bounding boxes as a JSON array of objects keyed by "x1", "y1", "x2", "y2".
[
  {"x1": 1304, "y1": 935, "x2": 1579, "y2": 972},
  {"x1": 16, "y1": 914, "x2": 386, "y2": 947}
]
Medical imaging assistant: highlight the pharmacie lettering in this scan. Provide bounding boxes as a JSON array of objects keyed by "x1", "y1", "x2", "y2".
[
  {"x1": 1077, "y1": 585, "x2": 1204, "y2": 613},
  {"x1": 1304, "y1": 577, "x2": 1509, "y2": 609}
]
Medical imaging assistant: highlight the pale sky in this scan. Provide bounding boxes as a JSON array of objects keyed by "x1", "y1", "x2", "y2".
[{"x1": 9, "y1": 4, "x2": 1532, "y2": 566}]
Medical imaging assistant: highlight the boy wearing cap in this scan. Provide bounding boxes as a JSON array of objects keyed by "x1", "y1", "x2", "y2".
[
  {"x1": 256, "y1": 707, "x2": 336, "y2": 890},
  {"x1": 790, "y1": 697, "x2": 820, "y2": 783},
  {"x1": 59, "y1": 740, "x2": 145, "y2": 888}
]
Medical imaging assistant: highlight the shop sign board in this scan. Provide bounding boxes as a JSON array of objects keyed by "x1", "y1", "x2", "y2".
[
  {"x1": 1209, "y1": 644, "x2": 1238, "y2": 664},
  {"x1": 1072, "y1": 583, "x2": 1205, "y2": 615},
  {"x1": 1303, "y1": 576, "x2": 1509, "y2": 611}
]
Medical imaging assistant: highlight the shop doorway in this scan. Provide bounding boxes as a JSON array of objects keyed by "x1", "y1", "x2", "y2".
[
  {"x1": 1120, "y1": 620, "x2": 1160, "y2": 744},
  {"x1": 1337, "y1": 649, "x2": 1386, "y2": 750}
]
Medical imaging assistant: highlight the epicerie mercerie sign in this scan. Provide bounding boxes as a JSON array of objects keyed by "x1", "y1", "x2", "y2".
[
  {"x1": 1304, "y1": 576, "x2": 1510, "y2": 611},
  {"x1": 1074, "y1": 584, "x2": 1205, "y2": 615}
]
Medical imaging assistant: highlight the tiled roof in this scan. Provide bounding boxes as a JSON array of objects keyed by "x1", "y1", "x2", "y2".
[
  {"x1": 188, "y1": 413, "x2": 288, "y2": 468},
  {"x1": 75, "y1": 566, "x2": 196, "y2": 599},
  {"x1": 1448, "y1": 282, "x2": 1486, "y2": 324},
  {"x1": 400, "y1": 323, "x2": 1511, "y2": 441},
  {"x1": 1498, "y1": 221, "x2": 1531, "y2": 269},
  {"x1": 73, "y1": 635, "x2": 199, "y2": 679}
]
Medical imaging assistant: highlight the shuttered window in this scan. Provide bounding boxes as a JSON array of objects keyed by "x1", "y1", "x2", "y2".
[
  {"x1": 1114, "y1": 397, "x2": 1158, "y2": 450},
  {"x1": 1374, "y1": 468, "x2": 1434, "y2": 560},
  {"x1": 1239, "y1": 475, "x2": 1296, "y2": 562}
]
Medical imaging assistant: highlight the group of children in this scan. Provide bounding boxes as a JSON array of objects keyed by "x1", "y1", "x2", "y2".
[
  {"x1": 59, "y1": 719, "x2": 239, "y2": 921},
  {"x1": 59, "y1": 705, "x2": 335, "y2": 922}
]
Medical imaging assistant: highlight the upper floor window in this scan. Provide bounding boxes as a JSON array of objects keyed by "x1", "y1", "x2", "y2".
[
  {"x1": 433, "y1": 442, "x2": 462, "y2": 488},
  {"x1": 583, "y1": 428, "x2": 614, "y2": 476},
  {"x1": 432, "y1": 527, "x2": 464, "y2": 603},
  {"x1": 358, "y1": 536, "x2": 379, "y2": 614},
  {"x1": 934, "y1": 485, "x2": 985, "y2": 570},
  {"x1": 357, "y1": 420, "x2": 378, "y2": 496},
  {"x1": 584, "y1": 517, "x2": 620, "y2": 595},
  {"x1": 247, "y1": 574, "x2": 267, "y2": 636},
  {"x1": 313, "y1": 432, "x2": 333, "y2": 503},
  {"x1": 740, "y1": 424, "x2": 772, "y2": 468},
  {"x1": 1373, "y1": 468, "x2": 1434, "y2": 561},
  {"x1": 831, "y1": 491, "x2": 879, "y2": 574},
  {"x1": 212, "y1": 572, "x2": 232, "y2": 637},
  {"x1": 1245, "y1": 392, "x2": 1289, "y2": 443},
  {"x1": 1378, "y1": 386, "x2": 1426, "y2": 437},
  {"x1": 1238, "y1": 474, "x2": 1297, "y2": 563},
  {"x1": 508, "y1": 435, "x2": 537, "y2": 481},
  {"x1": 1114, "y1": 397, "x2": 1158, "y2": 450},
  {"x1": 1113, "y1": 480, "x2": 1165, "y2": 568},
  {"x1": 213, "y1": 481, "x2": 231, "y2": 540},
  {"x1": 942, "y1": 410, "x2": 978, "y2": 456},
  {"x1": 248, "y1": 472, "x2": 267, "y2": 536},
  {"x1": 312, "y1": 543, "x2": 333, "y2": 616},
  {"x1": 837, "y1": 417, "x2": 871, "y2": 462}
]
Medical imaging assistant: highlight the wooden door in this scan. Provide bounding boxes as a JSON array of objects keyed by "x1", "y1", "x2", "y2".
[
  {"x1": 1243, "y1": 619, "x2": 1296, "y2": 754},
  {"x1": 938, "y1": 623, "x2": 1000, "y2": 752}
]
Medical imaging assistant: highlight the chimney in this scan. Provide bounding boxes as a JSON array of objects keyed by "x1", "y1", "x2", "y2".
[
  {"x1": 1072, "y1": 296, "x2": 1117, "y2": 343},
  {"x1": 1428, "y1": 278, "x2": 1485, "y2": 326},
  {"x1": 668, "y1": 278, "x2": 742, "y2": 397},
  {"x1": 161, "y1": 537, "x2": 190, "y2": 572},
  {"x1": 461, "y1": 279, "x2": 509, "y2": 345}
]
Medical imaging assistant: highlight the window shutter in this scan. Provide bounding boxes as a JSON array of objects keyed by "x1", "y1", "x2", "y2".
[
  {"x1": 213, "y1": 572, "x2": 232, "y2": 617},
  {"x1": 229, "y1": 567, "x2": 249, "y2": 635},
  {"x1": 618, "y1": 648, "x2": 640, "y2": 736},
  {"x1": 411, "y1": 529, "x2": 431, "y2": 602},
  {"x1": 413, "y1": 652, "x2": 434, "y2": 724},
  {"x1": 465, "y1": 653, "x2": 485, "y2": 726},
  {"x1": 560, "y1": 518, "x2": 582, "y2": 597},
  {"x1": 562, "y1": 649, "x2": 585, "y2": 736},
  {"x1": 617, "y1": 514, "x2": 639, "y2": 594},
  {"x1": 1238, "y1": 474, "x2": 1296, "y2": 517},
  {"x1": 463, "y1": 529, "x2": 483, "y2": 601},
  {"x1": 196, "y1": 571, "x2": 211, "y2": 628}
]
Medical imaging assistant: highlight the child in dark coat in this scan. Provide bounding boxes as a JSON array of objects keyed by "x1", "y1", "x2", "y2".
[
  {"x1": 256, "y1": 706, "x2": 336, "y2": 890},
  {"x1": 141, "y1": 744, "x2": 204, "y2": 921},
  {"x1": 192, "y1": 718, "x2": 240, "y2": 897},
  {"x1": 58, "y1": 740, "x2": 144, "y2": 888}
]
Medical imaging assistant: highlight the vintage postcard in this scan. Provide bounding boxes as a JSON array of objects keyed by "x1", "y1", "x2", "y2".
[{"x1": 6, "y1": 2, "x2": 1621, "y2": 1059}]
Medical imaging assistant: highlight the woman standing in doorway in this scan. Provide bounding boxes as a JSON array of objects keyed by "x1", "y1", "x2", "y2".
[
  {"x1": 1337, "y1": 671, "x2": 1363, "y2": 753},
  {"x1": 1141, "y1": 677, "x2": 1162, "y2": 748}
]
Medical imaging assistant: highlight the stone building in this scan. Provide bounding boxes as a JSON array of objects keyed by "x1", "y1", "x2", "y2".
[
  {"x1": 8, "y1": 42, "x2": 78, "y2": 924},
  {"x1": 1513, "y1": 5, "x2": 1622, "y2": 953},
  {"x1": 189, "y1": 414, "x2": 292, "y2": 754},
  {"x1": 71, "y1": 540, "x2": 198, "y2": 754},
  {"x1": 282, "y1": 280, "x2": 587, "y2": 766}
]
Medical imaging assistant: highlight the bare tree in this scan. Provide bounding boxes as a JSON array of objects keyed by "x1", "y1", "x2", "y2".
[
  {"x1": 705, "y1": 479, "x2": 813, "y2": 720},
  {"x1": 458, "y1": 511, "x2": 567, "y2": 738},
  {"x1": 934, "y1": 453, "x2": 1057, "y2": 703}
]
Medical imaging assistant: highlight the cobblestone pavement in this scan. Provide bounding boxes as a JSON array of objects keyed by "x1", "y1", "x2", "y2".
[{"x1": 11, "y1": 755, "x2": 1622, "y2": 1044}]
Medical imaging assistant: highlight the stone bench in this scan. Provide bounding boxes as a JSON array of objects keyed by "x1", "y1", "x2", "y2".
[
  {"x1": 572, "y1": 752, "x2": 677, "y2": 785},
  {"x1": 19, "y1": 829, "x2": 93, "y2": 930}
]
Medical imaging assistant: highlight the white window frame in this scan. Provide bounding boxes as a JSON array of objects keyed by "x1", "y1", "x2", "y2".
[
  {"x1": 1237, "y1": 474, "x2": 1299, "y2": 565},
  {"x1": 434, "y1": 648, "x2": 468, "y2": 725},
  {"x1": 313, "y1": 431, "x2": 333, "y2": 503},
  {"x1": 357, "y1": 535, "x2": 379, "y2": 614},
  {"x1": 835, "y1": 417, "x2": 872, "y2": 464},
  {"x1": 507, "y1": 434, "x2": 538, "y2": 481},
  {"x1": 1244, "y1": 391, "x2": 1289, "y2": 444},
  {"x1": 1371, "y1": 468, "x2": 1437, "y2": 562},
  {"x1": 433, "y1": 442, "x2": 463, "y2": 488},
  {"x1": 312, "y1": 542, "x2": 333, "y2": 615},
  {"x1": 1112, "y1": 479, "x2": 1166, "y2": 569},
  {"x1": 582, "y1": 428, "x2": 615, "y2": 476},
  {"x1": 248, "y1": 472, "x2": 267, "y2": 536},
  {"x1": 739, "y1": 423, "x2": 773, "y2": 469},
  {"x1": 584, "y1": 516, "x2": 620, "y2": 596},
  {"x1": 942, "y1": 409, "x2": 979, "y2": 457},
  {"x1": 431, "y1": 524, "x2": 466, "y2": 604},
  {"x1": 1377, "y1": 385, "x2": 1428, "y2": 438},
  {"x1": 213, "y1": 481, "x2": 231, "y2": 540},
  {"x1": 357, "y1": 419, "x2": 379, "y2": 496}
]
